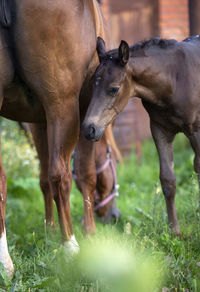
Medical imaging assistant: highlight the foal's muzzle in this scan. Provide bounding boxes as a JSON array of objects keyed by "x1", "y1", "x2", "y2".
[
  {"x1": 102, "y1": 202, "x2": 121, "y2": 223},
  {"x1": 82, "y1": 123, "x2": 104, "y2": 142}
]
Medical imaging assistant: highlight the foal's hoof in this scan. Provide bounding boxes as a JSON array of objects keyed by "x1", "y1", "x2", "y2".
[
  {"x1": 63, "y1": 235, "x2": 80, "y2": 255},
  {"x1": 171, "y1": 225, "x2": 181, "y2": 237}
]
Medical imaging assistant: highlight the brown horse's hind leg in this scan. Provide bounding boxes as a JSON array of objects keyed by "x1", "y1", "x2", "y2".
[
  {"x1": 150, "y1": 121, "x2": 180, "y2": 235},
  {"x1": 29, "y1": 123, "x2": 55, "y2": 227},
  {"x1": 186, "y1": 132, "x2": 200, "y2": 207},
  {"x1": 0, "y1": 143, "x2": 14, "y2": 279},
  {"x1": 74, "y1": 134, "x2": 96, "y2": 234}
]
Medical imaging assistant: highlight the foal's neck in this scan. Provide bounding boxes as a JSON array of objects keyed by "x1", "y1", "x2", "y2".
[{"x1": 128, "y1": 51, "x2": 175, "y2": 106}]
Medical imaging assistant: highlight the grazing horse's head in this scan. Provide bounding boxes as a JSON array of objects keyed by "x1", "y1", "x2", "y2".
[{"x1": 82, "y1": 37, "x2": 132, "y2": 141}]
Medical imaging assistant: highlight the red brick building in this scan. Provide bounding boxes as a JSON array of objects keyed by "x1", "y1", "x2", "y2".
[{"x1": 99, "y1": 0, "x2": 191, "y2": 156}]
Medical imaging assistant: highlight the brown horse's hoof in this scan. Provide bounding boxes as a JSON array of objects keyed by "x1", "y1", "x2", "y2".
[
  {"x1": 63, "y1": 235, "x2": 80, "y2": 255},
  {"x1": 0, "y1": 232, "x2": 14, "y2": 279},
  {"x1": 82, "y1": 222, "x2": 96, "y2": 236}
]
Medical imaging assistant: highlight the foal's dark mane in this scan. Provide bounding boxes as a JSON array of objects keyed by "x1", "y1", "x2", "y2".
[
  {"x1": 107, "y1": 36, "x2": 200, "y2": 62},
  {"x1": 130, "y1": 37, "x2": 177, "y2": 52},
  {"x1": 107, "y1": 37, "x2": 178, "y2": 60}
]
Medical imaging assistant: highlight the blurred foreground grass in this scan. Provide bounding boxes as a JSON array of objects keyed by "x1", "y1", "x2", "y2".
[{"x1": 0, "y1": 118, "x2": 200, "y2": 291}]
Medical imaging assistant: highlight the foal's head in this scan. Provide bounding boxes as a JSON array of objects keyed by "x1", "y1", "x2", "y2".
[{"x1": 82, "y1": 37, "x2": 132, "y2": 141}]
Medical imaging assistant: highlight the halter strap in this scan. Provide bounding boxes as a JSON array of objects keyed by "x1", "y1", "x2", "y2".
[
  {"x1": 94, "y1": 146, "x2": 119, "y2": 211},
  {"x1": 72, "y1": 145, "x2": 119, "y2": 211}
]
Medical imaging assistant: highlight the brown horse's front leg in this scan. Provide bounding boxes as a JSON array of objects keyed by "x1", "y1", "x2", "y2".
[
  {"x1": 46, "y1": 103, "x2": 80, "y2": 253},
  {"x1": 74, "y1": 134, "x2": 96, "y2": 235},
  {"x1": 150, "y1": 121, "x2": 180, "y2": 236},
  {"x1": 0, "y1": 143, "x2": 14, "y2": 278},
  {"x1": 29, "y1": 123, "x2": 55, "y2": 227}
]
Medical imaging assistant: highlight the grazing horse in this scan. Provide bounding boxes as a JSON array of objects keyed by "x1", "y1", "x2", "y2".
[
  {"x1": 83, "y1": 35, "x2": 200, "y2": 236},
  {"x1": 0, "y1": 0, "x2": 110, "y2": 279},
  {"x1": 73, "y1": 125, "x2": 121, "y2": 222}
]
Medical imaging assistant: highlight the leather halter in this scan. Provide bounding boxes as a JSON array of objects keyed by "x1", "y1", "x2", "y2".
[{"x1": 72, "y1": 145, "x2": 119, "y2": 211}]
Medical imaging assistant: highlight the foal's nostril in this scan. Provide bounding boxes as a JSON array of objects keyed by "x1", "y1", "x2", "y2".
[
  {"x1": 82, "y1": 122, "x2": 104, "y2": 141},
  {"x1": 89, "y1": 125, "x2": 96, "y2": 139}
]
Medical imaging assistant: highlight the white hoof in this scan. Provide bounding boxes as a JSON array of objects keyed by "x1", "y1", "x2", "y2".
[
  {"x1": 0, "y1": 254, "x2": 14, "y2": 279},
  {"x1": 63, "y1": 235, "x2": 80, "y2": 255},
  {"x1": 0, "y1": 231, "x2": 14, "y2": 279}
]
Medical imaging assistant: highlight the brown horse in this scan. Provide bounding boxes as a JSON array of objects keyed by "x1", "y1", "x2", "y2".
[
  {"x1": 0, "y1": 0, "x2": 110, "y2": 279},
  {"x1": 83, "y1": 35, "x2": 200, "y2": 236}
]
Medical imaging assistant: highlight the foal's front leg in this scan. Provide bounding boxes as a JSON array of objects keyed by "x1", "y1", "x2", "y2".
[
  {"x1": 0, "y1": 143, "x2": 14, "y2": 278},
  {"x1": 150, "y1": 121, "x2": 180, "y2": 235}
]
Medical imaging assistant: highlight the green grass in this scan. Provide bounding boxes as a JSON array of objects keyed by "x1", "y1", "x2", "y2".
[{"x1": 0, "y1": 119, "x2": 200, "y2": 291}]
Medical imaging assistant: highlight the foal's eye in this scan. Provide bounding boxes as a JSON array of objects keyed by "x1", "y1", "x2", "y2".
[{"x1": 108, "y1": 87, "x2": 120, "y2": 96}]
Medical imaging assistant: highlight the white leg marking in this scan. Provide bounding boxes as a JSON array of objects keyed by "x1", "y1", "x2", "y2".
[
  {"x1": 0, "y1": 229, "x2": 14, "y2": 279},
  {"x1": 64, "y1": 235, "x2": 80, "y2": 255}
]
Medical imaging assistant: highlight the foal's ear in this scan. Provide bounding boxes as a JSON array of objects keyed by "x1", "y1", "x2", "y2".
[
  {"x1": 97, "y1": 37, "x2": 106, "y2": 63},
  {"x1": 119, "y1": 40, "x2": 129, "y2": 66}
]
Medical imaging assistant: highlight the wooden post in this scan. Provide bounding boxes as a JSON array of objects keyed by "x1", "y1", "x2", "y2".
[{"x1": 189, "y1": 0, "x2": 200, "y2": 35}]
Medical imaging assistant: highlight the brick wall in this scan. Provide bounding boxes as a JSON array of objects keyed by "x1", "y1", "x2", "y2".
[{"x1": 159, "y1": 0, "x2": 189, "y2": 40}]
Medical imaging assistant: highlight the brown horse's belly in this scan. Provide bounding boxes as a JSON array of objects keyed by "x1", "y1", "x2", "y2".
[{"x1": 0, "y1": 82, "x2": 46, "y2": 123}]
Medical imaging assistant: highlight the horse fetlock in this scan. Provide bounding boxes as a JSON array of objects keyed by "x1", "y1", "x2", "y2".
[{"x1": 0, "y1": 231, "x2": 14, "y2": 279}]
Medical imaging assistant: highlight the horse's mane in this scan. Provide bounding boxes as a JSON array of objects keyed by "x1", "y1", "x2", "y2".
[
  {"x1": 107, "y1": 37, "x2": 177, "y2": 59},
  {"x1": 130, "y1": 37, "x2": 177, "y2": 52}
]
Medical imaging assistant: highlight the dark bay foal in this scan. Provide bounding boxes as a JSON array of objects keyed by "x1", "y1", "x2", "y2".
[{"x1": 83, "y1": 35, "x2": 200, "y2": 235}]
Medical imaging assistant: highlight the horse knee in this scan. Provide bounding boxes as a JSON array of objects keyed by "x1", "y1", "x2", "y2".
[
  {"x1": 40, "y1": 175, "x2": 50, "y2": 194},
  {"x1": 48, "y1": 165, "x2": 70, "y2": 199},
  {"x1": 160, "y1": 175, "x2": 176, "y2": 200}
]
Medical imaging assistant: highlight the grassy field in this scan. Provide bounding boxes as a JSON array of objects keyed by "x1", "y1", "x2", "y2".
[{"x1": 0, "y1": 119, "x2": 200, "y2": 291}]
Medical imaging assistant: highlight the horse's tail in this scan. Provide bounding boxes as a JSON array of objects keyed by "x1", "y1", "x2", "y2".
[
  {"x1": 105, "y1": 124, "x2": 123, "y2": 163},
  {"x1": 18, "y1": 122, "x2": 34, "y2": 148},
  {"x1": 0, "y1": 0, "x2": 11, "y2": 27}
]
